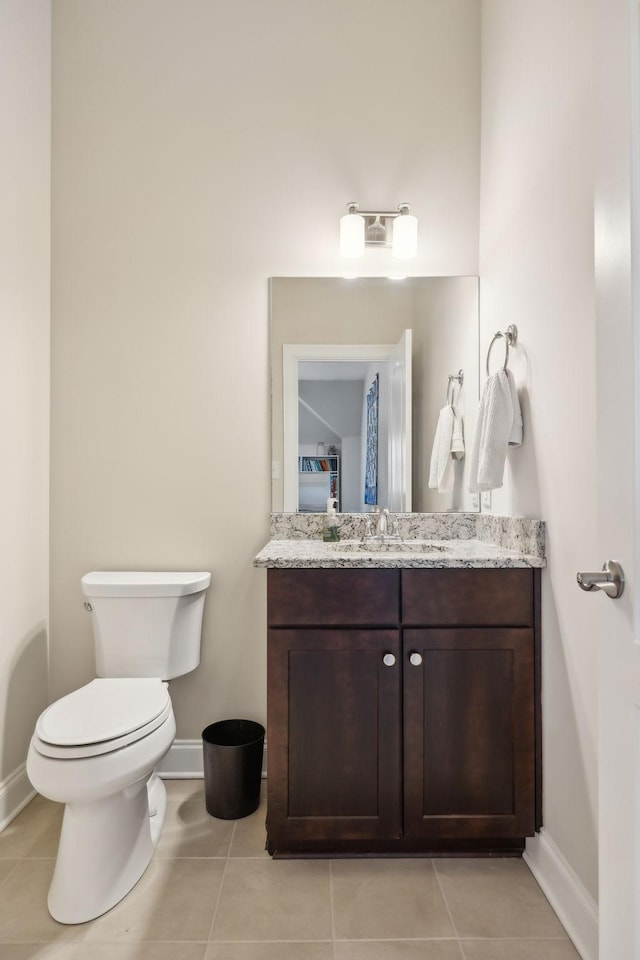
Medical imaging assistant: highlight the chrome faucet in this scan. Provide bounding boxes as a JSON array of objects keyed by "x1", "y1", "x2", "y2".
[{"x1": 363, "y1": 506, "x2": 401, "y2": 543}]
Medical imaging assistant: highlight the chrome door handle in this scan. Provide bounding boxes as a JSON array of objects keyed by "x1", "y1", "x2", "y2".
[
  {"x1": 576, "y1": 560, "x2": 624, "y2": 599},
  {"x1": 382, "y1": 653, "x2": 396, "y2": 667},
  {"x1": 409, "y1": 652, "x2": 423, "y2": 666}
]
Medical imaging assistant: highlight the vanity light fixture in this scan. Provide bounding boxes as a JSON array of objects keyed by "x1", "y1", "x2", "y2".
[{"x1": 339, "y1": 202, "x2": 418, "y2": 260}]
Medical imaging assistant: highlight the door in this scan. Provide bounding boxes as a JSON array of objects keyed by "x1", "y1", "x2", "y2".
[
  {"x1": 266, "y1": 628, "x2": 402, "y2": 850},
  {"x1": 388, "y1": 329, "x2": 413, "y2": 512},
  {"x1": 403, "y1": 628, "x2": 535, "y2": 841},
  {"x1": 593, "y1": 0, "x2": 640, "y2": 954}
]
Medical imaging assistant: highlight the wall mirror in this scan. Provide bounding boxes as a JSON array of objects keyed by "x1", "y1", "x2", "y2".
[{"x1": 270, "y1": 276, "x2": 480, "y2": 514}]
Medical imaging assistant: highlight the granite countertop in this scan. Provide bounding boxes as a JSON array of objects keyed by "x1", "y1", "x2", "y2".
[
  {"x1": 253, "y1": 537, "x2": 545, "y2": 569},
  {"x1": 253, "y1": 513, "x2": 546, "y2": 570}
]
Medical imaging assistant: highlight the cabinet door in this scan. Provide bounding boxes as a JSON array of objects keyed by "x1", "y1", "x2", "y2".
[
  {"x1": 403, "y1": 628, "x2": 535, "y2": 840},
  {"x1": 267, "y1": 628, "x2": 402, "y2": 850}
]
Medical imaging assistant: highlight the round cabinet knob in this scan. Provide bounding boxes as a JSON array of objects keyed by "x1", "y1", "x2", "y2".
[
  {"x1": 409, "y1": 652, "x2": 423, "y2": 666},
  {"x1": 382, "y1": 653, "x2": 396, "y2": 667}
]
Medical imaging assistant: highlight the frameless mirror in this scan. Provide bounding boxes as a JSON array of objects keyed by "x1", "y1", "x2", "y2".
[{"x1": 270, "y1": 277, "x2": 480, "y2": 513}]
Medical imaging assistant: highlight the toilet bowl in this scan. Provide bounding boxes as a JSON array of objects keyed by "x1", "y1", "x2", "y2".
[
  {"x1": 27, "y1": 678, "x2": 176, "y2": 924},
  {"x1": 27, "y1": 571, "x2": 211, "y2": 925}
]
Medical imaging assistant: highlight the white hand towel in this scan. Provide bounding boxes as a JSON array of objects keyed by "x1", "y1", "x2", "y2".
[
  {"x1": 429, "y1": 404, "x2": 456, "y2": 493},
  {"x1": 451, "y1": 407, "x2": 465, "y2": 460},
  {"x1": 507, "y1": 370, "x2": 523, "y2": 445},
  {"x1": 469, "y1": 369, "x2": 522, "y2": 493}
]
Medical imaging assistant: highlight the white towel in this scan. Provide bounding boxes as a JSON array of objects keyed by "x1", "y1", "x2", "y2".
[
  {"x1": 469, "y1": 369, "x2": 522, "y2": 493},
  {"x1": 451, "y1": 408, "x2": 465, "y2": 460},
  {"x1": 429, "y1": 405, "x2": 465, "y2": 493}
]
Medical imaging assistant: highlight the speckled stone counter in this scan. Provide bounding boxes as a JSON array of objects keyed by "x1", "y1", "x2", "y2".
[{"x1": 254, "y1": 513, "x2": 546, "y2": 569}]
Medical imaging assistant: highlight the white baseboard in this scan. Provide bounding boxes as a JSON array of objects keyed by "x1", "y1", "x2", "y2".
[
  {"x1": 158, "y1": 738, "x2": 267, "y2": 780},
  {"x1": 158, "y1": 739, "x2": 203, "y2": 778},
  {"x1": 0, "y1": 763, "x2": 36, "y2": 832},
  {"x1": 524, "y1": 830, "x2": 598, "y2": 960},
  {"x1": 0, "y1": 740, "x2": 265, "y2": 829}
]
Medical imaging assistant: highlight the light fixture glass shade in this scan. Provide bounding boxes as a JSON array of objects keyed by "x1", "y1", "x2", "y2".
[
  {"x1": 392, "y1": 211, "x2": 418, "y2": 259},
  {"x1": 340, "y1": 211, "x2": 365, "y2": 258}
]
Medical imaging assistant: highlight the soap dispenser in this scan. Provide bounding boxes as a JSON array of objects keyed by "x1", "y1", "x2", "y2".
[{"x1": 322, "y1": 497, "x2": 340, "y2": 542}]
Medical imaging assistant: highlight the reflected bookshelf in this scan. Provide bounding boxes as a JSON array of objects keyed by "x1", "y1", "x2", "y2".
[{"x1": 298, "y1": 456, "x2": 340, "y2": 509}]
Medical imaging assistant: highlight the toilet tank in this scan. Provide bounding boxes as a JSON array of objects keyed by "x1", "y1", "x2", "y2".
[{"x1": 81, "y1": 572, "x2": 211, "y2": 680}]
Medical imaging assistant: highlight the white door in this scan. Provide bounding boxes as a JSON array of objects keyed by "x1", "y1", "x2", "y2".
[
  {"x1": 592, "y1": 0, "x2": 640, "y2": 955},
  {"x1": 388, "y1": 329, "x2": 412, "y2": 512}
]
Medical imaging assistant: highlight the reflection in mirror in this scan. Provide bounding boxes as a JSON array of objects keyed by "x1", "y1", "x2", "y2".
[
  {"x1": 285, "y1": 334, "x2": 411, "y2": 513},
  {"x1": 298, "y1": 360, "x2": 372, "y2": 513},
  {"x1": 270, "y1": 277, "x2": 479, "y2": 514}
]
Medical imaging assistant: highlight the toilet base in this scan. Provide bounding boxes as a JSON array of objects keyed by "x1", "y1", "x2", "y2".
[{"x1": 48, "y1": 772, "x2": 167, "y2": 924}]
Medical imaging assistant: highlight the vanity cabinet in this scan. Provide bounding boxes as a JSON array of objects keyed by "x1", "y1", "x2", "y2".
[{"x1": 266, "y1": 567, "x2": 541, "y2": 857}]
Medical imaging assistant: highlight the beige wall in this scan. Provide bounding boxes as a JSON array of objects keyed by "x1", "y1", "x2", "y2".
[
  {"x1": 0, "y1": 0, "x2": 51, "y2": 792},
  {"x1": 480, "y1": 0, "x2": 597, "y2": 899},
  {"x1": 50, "y1": 1, "x2": 481, "y2": 733}
]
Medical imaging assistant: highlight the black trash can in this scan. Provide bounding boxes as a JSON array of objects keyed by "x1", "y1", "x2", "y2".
[{"x1": 202, "y1": 719, "x2": 265, "y2": 819}]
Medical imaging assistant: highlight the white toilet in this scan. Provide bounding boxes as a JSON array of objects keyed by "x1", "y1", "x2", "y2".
[{"x1": 27, "y1": 570, "x2": 211, "y2": 925}]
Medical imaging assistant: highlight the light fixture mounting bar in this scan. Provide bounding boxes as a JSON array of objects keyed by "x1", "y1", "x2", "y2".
[
  {"x1": 344, "y1": 202, "x2": 414, "y2": 247},
  {"x1": 340, "y1": 202, "x2": 417, "y2": 258},
  {"x1": 356, "y1": 210, "x2": 402, "y2": 219}
]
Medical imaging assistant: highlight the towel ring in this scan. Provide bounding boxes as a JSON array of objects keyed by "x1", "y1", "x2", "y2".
[
  {"x1": 486, "y1": 324, "x2": 518, "y2": 376},
  {"x1": 446, "y1": 369, "x2": 464, "y2": 404}
]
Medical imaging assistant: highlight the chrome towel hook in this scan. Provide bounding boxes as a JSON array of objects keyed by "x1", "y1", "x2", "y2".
[
  {"x1": 446, "y1": 369, "x2": 464, "y2": 404},
  {"x1": 486, "y1": 324, "x2": 518, "y2": 376}
]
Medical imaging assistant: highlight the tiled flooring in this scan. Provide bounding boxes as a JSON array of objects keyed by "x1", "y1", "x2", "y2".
[{"x1": 0, "y1": 780, "x2": 581, "y2": 959}]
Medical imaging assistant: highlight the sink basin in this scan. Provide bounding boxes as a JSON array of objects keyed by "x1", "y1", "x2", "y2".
[{"x1": 330, "y1": 539, "x2": 448, "y2": 554}]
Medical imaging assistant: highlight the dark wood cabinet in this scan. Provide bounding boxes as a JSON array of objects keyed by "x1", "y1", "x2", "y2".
[
  {"x1": 267, "y1": 567, "x2": 541, "y2": 857},
  {"x1": 403, "y1": 627, "x2": 535, "y2": 841},
  {"x1": 267, "y1": 628, "x2": 402, "y2": 848}
]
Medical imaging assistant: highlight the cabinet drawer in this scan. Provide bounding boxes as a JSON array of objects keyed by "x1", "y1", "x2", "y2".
[
  {"x1": 402, "y1": 569, "x2": 534, "y2": 626},
  {"x1": 267, "y1": 569, "x2": 400, "y2": 626}
]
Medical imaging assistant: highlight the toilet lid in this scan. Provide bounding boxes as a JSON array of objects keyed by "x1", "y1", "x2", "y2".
[
  {"x1": 36, "y1": 678, "x2": 170, "y2": 747},
  {"x1": 32, "y1": 697, "x2": 173, "y2": 759}
]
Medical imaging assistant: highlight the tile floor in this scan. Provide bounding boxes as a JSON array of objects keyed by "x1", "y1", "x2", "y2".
[{"x1": 0, "y1": 780, "x2": 581, "y2": 959}]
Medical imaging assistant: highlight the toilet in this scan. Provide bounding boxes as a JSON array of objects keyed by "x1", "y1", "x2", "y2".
[{"x1": 26, "y1": 570, "x2": 211, "y2": 925}]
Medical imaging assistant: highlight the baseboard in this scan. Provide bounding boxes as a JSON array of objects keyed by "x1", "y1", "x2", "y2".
[
  {"x1": 0, "y1": 763, "x2": 36, "y2": 832},
  {"x1": 524, "y1": 830, "x2": 598, "y2": 960},
  {"x1": 158, "y1": 738, "x2": 268, "y2": 780},
  {"x1": 0, "y1": 740, "x2": 265, "y2": 826}
]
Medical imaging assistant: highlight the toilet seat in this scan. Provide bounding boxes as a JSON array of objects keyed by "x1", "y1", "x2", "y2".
[{"x1": 34, "y1": 678, "x2": 172, "y2": 760}]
